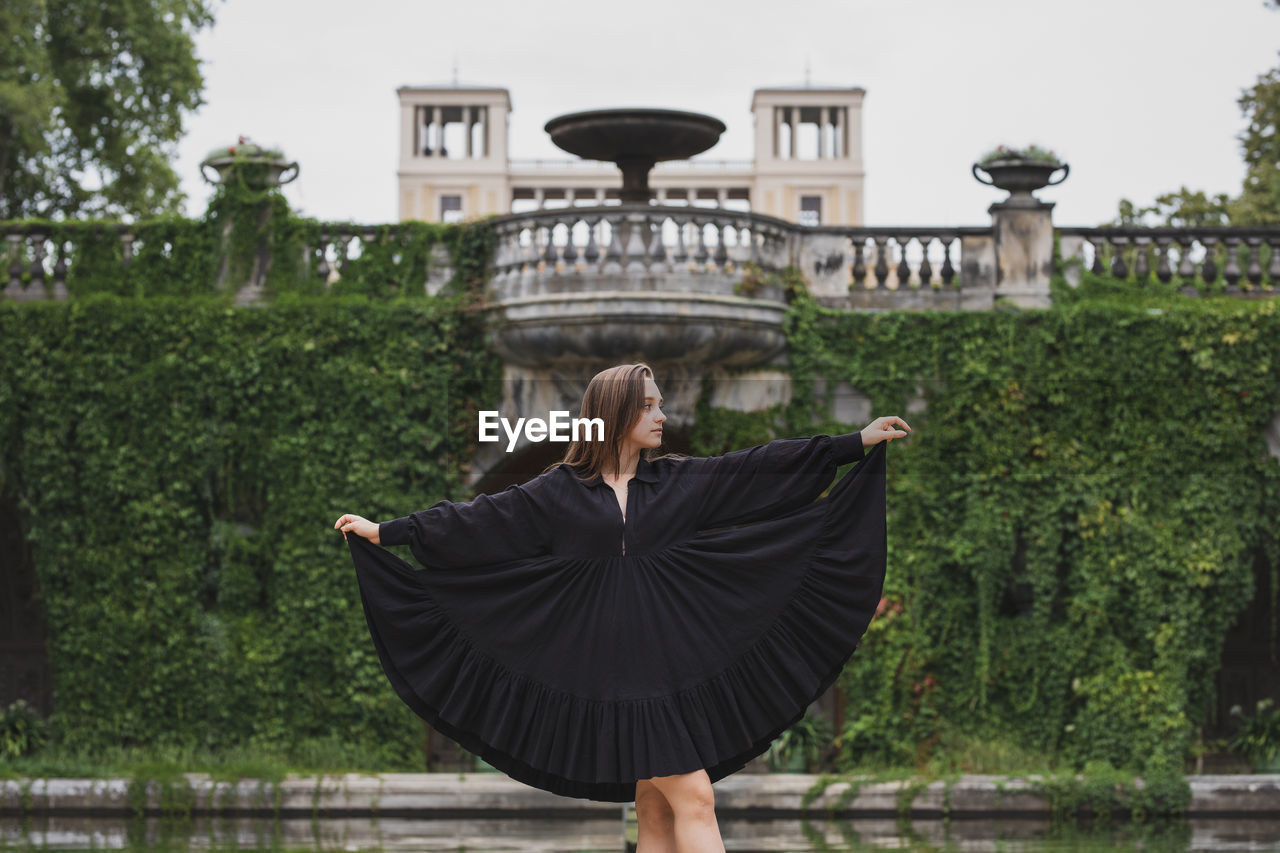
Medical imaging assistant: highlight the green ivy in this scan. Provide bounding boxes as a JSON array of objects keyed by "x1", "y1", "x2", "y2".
[
  {"x1": 0, "y1": 284, "x2": 499, "y2": 759},
  {"x1": 747, "y1": 271, "x2": 1279, "y2": 775}
]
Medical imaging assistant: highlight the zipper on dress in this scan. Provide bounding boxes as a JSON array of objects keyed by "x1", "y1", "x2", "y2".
[{"x1": 619, "y1": 482, "x2": 630, "y2": 556}]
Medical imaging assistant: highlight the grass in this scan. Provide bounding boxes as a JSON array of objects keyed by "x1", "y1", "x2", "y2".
[{"x1": 1, "y1": 736, "x2": 417, "y2": 782}]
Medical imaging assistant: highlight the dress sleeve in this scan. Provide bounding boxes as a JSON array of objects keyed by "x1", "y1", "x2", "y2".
[
  {"x1": 689, "y1": 432, "x2": 865, "y2": 530},
  {"x1": 378, "y1": 471, "x2": 555, "y2": 569}
]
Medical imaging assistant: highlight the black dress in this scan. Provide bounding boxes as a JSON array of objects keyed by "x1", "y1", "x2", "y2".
[{"x1": 346, "y1": 433, "x2": 886, "y2": 802}]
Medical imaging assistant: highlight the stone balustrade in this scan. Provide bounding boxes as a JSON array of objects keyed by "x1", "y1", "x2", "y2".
[
  {"x1": 487, "y1": 206, "x2": 796, "y2": 368},
  {"x1": 1059, "y1": 226, "x2": 1280, "y2": 295},
  {"x1": 1, "y1": 222, "x2": 456, "y2": 302},
  {"x1": 9, "y1": 215, "x2": 1280, "y2": 307},
  {"x1": 798, "y1": 226, "x2": 997, "y2": 310},
  {"x1": 489, "y1": 205, "x2": 791, "y2": 290}
]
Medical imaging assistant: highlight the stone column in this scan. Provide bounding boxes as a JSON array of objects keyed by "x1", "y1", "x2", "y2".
[
  {"x1": 774, "y1": 107, "x2": 784, "y2": 159},
  {"x1": 834, "y1": 107, "x2": 844, "y2": 159},
  {"x1": 819, "y1": 107, "x2": 829, "y2": 159},
  {"x1": 788, "y1": 108, "x2": 798, "y2": 160},
  {"x1": 431, "y1": 107, "x2": 442, "y2": 156},
  {"x1": 463, "y1": 106, "x2": 473, "y2": 158},
  {"x1": 989, "y1": 198, "x2": 1054, "y2": 308},
  {"x1": 401, "y1": 103, "x2": 417, "y2": 160}
]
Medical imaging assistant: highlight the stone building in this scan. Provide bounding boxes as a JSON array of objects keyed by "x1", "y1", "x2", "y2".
[{"x1": 396, "y1": 84, "x2": 865, "y2": 226}]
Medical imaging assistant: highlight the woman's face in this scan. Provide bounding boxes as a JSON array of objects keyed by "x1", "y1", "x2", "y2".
[{"x1": 623, "y1": 376, "x2": 666, "y2": 453}]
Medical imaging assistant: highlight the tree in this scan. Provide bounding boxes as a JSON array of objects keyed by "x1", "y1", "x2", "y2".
[
  {"x1": 1231, "y1": 64, "x2": 1280, "y2": 224},
  {"x1": 1114, "y1": 189, "x2": 1233, "y2": 228},
  {"x1": 0, "y1": 0, "x2": 214, "y2": 221}
]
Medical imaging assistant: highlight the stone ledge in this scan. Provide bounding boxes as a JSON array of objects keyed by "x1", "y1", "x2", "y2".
[{"x1": 2, "y1": 774, "x2": 1277, "y2": 817}]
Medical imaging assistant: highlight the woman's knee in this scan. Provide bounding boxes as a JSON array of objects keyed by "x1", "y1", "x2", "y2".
[
  {"x1": 635, "y1": 780, "x2": 675, "y2": 830},
  {"x1": 649, "y1": 770, "x2": 716, "y2": 819}
]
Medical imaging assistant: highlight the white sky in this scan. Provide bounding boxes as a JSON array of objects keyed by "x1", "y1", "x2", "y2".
[{"x1": 175, "y1": 0, "x2": 1280, "y2": 228}]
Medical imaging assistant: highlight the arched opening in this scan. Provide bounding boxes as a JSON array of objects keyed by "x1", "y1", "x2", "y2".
[
  {"x1": 0, "y1": 494, "x2": 52, "y2": 716},
  {"x1": 1211, "y1": 545, "x2": 1279, "y2": 743}
]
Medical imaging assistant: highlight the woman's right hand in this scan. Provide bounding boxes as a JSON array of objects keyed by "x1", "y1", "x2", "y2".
[{"x1": 334, "y1": 514, "x2": 380, "y2": 543}]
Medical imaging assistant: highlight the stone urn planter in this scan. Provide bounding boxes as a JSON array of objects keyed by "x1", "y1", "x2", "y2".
[
  {"x1": 200, "y1": 137, "x2": 298, "y2": 189},
  {"x1": 972, "y1": 146, "x2": 1068, "y2": 206}
]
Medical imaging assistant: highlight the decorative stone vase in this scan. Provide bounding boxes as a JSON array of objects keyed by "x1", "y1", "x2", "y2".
[
  {"x1": 200, "y1": 139, "x2": 299, "y2": 189},
  {"x1": 972, "y1": 155, "x2": 1068, "y2": 206}
]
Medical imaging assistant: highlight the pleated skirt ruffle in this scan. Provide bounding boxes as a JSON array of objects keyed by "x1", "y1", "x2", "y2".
[{"x1": 348, "y1": 442, "x2": 886, "y2": 802}]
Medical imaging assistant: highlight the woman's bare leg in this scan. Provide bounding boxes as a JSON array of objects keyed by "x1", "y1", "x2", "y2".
[
  {"x1": 645, "y1": 770, "x2": 725, "y2": 853},
  {"x1": 634, "y1": 779, "x2": 677, "y2": 853}
]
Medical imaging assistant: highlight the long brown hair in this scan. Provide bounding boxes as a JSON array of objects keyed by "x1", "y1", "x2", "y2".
[{"x1": 546, "y1": 363, "x2": 664, "y2": 480}]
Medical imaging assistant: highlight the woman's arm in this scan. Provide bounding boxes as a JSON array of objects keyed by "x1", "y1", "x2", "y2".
[
  {"x1": 690, "y1": 416, "x2": 909, "y2": 529},
  {"x1": 334, "y1": 472, "x2": 556, "y2": 569}
]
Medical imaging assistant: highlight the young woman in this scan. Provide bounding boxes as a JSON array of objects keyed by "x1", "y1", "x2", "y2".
[{"x1": 336, "y1": 363, "x2": 907, "y2": 852}]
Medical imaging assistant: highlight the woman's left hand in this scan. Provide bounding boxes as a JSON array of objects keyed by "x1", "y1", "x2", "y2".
[
  {"x1": 334, "y1": 513, "x2": 380, "y2": 543},
  {"x1": 861, "y1": 416, "x2": 912, "y2": 447}
]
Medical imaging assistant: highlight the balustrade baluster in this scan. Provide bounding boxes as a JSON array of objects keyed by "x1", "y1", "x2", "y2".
[
  {"x1": 519, "y1": 227, "x2": 537, "y2": 274},
  {"x1": 918, "y1": 237, "x2": 933, "y2": 288},
  {"x1": 27, "y1": 234, "x2": 47, "y2": 300},
  {"x1": 1089, "y1": 239, "x2": 1106, "y2": 275},
  {"x1": 1268, "y1": 238, "x2": 1280, "y2": 285},
  {"x1": 120, "y1": 233, "x2": 135, "y2": 268},
  {"x1": 52, "y1": 241, "x2": 69, "y2": 299},
  {"x1": 649, "y1": 216, "x2": 667, "y2": 266},
  {"x1": 940, "y1": 235, "x2": 956, "y2": 287},
  {"x1": 851, "y1": 239, "x2": 867, "y2": 288},
  {"x1": 1200, "y1": 238, "x2": 1218, "y2": 285},
  {"x1": 336, "y1": 233, "x2": 352, "y2": 280},
  {"x1": 316, "y1": 231, "x2": 331, "y2": 284},
  {"x1": 873, "y1": 237, "x2": 889, "y2": 288},
  {"x1": 895, "y1": 237, "x2": 911, "y2": 290},
  {"x1": 692, "y1": 221, "x2": 709, "y2": 268},
  {"x1": 5, "y1": 234, "x2": 24, "y2": 299},
  {"x1": 584, "y1": 218, "x2": 601, "y2": 265},
  {"x1": 541, "y1": 223, "x2": 558, "y2": 267},
  {"x1": 1155, "y1": 237, "x2": 1173, "y2": 283},
  {"x1": 1223, "y1": 237, "x2": 1241, "y2": 292},
  {"x1": 1246, "y1": 237, "x2": 1263, "y2": 286},
  {"x1": 603, "y1": 216, "x2": 624, "y2": 272},
  {"x1": 1133, "y1": 237, "x2": 1150, "y2": 282},
  {"x1": 490, "y1": 224, "x2": 510, "y2": 278},
  {"x1": 1109, "y1": 237, "x2": 1128, "y2": 278},
  {"x1": 562, "y1": 219, "x2": 579, "y2": 265},
  {"x1": 672, "y1": 218, "x2": 689, "y2": 265},
  {"x1": 712, "y1": 224, "x2": 729, "y2": 269},
  {"x1": 624, "y1": 214, "x2": 648, "y2": 273},
  {"x1": 1176, "y1": 239, "x2": 1195, "y2": 283}
]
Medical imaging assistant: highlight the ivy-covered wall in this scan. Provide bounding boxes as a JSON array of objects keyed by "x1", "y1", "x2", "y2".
[
  {"x1": 0, "y1": 295, "x2": 499, "y2": 761},
  {"x1": 1, "y1": 185, "x2": 501, "y2": 761},
  {"x1": 765, "y1": 273, "x2": 1277, "y2": 774},
  {"x1": 3, "y1": 188, "x2": 1278, "y2": 774}
]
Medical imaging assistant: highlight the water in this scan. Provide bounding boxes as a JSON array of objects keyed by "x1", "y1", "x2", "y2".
[{"x1": 3, "y1": 816, "x2": 1280, "y2": 852}]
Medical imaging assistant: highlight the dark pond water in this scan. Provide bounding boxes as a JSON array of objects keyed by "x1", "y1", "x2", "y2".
[{"x1": 3, "y1": 815, "x2": 1279, "y2": 852}]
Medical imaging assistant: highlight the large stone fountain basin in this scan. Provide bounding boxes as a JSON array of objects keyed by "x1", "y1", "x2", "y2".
[{"x1": 543, "y1": 108, "x2": 726, "y2": 164}]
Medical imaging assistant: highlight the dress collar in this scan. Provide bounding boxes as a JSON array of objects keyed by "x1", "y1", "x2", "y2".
[{"x1": 577, "y1": 455, "x2": 660, "y2": 488}]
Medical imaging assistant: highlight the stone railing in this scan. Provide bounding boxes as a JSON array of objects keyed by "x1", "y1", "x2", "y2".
[
  {"x1": 1, "y1": 222, "x2": 455, "y2": 303},
  {"x1": 798, "y1": 226, "x2": 997, "y2": 310},
  {"x1": 489, "y1": 205, "x2": 791, "y2": 296},
  {"x1": 1059, "y1": 227, "x2": 1280, "y2": 295},
  {"x1": 487, "y1": 206, "x2": 797, "y2": 368},
  {"x1": 9, "y1": 211, "x2": 1280, "y2": 308}
]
